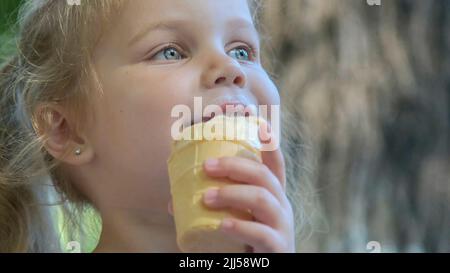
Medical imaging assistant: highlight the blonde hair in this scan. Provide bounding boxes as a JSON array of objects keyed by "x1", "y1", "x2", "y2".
[
  {"x1": 0, "y1": 0, "x2": 311, "y2": 252},
  {"x1": 253, "y1": 0, "x2": 318, "y2": 251},
  {"x1": 0, "y1": 0, "x2": 123, "y2": 252}
]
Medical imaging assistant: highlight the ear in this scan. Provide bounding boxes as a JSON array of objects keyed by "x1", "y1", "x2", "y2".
[{"x1": 36, "y1": 105, "x2": 95, "y2": 166}]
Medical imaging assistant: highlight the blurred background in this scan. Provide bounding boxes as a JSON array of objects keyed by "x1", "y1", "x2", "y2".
[
  {"x1": 258, "y1": 0, "x2": 449, "y2": 252},
  {"x1": 1, "y1": 0, "x2": 449, "y2": 252}
]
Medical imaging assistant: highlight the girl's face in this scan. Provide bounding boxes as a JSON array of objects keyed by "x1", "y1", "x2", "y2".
[{"x1": 85, "y1": 0, "x2": 280, "y2": 213}]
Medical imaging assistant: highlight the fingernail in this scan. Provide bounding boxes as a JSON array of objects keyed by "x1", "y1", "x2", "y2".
[
  {"x1": 203, "y1": 188, "x2": 219, "y2": 204},
  {"x1": 221, "y1": 218, "x2": 234, "y2": 229},
  {"x1": 204, "y1": 158, "x2": 219, "y2": 170}
]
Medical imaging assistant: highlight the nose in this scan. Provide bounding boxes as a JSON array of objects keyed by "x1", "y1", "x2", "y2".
[{"x1": 201, "y1": 52, "x2": 247, "y2": 90}]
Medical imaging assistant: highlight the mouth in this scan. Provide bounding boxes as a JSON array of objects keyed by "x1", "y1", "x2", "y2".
[{"x1": 190, "y1": 101, "x2": 254, "y2": 126}]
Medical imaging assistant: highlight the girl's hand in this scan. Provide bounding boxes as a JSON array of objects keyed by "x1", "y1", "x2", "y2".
[{"x1": 202, "y1": 121, "x2": 295, "y2": 253}]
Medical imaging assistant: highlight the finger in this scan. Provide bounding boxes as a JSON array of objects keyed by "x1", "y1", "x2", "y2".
[
  {"x1": 220, "y1": 218, "x2": 285, "y2": 253},
  {"x1": 203, "y1": 157, "x2": 288, "y2": 206},
  {"x1": 258, "y1": 120, "x2": 286, "y2": 190},
  {"x1": 203, "y1": 185, "x2": 286, "y2": 228}
]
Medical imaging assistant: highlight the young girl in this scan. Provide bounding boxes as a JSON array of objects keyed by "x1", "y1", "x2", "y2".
[{"x1": 0, "y1": 0, "x2": 304, "y2": 252}]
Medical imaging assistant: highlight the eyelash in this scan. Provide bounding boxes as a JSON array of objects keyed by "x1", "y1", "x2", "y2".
[
  {"x1": 147, "y1": 42, "x2": 258, "y2": 62},
  {"x1": 153, "y1": 42, "x2": 185, "y2": 58}
]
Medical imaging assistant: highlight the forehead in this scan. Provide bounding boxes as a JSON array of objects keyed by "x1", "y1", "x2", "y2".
[{"x1": 119, "y1": 0, "x2": 254, "y2": 34}]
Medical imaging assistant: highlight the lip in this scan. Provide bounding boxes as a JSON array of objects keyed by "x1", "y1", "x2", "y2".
[
  {"x1": 190, "y1": 96, "x2": 256, "y2": 126},
  {"x1": 199, "y1": 102, "x2": 249, "y2": 123}
]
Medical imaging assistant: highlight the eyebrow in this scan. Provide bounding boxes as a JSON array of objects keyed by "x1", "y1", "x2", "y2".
[{"x1": 127, "y1": 17, "x2": 259, "y2": 47}]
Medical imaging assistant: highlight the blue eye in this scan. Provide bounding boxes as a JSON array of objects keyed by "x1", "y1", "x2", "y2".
[
  {"x1": 152, "y1": 46, "x2": 184, "y2": 61},
  {"x1": 228, "y1": 46, "x2": 253, "y2": 61}
]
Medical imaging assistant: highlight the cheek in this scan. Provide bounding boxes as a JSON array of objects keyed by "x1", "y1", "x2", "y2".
[
  {"x1": 250, "y1": 70, "x2": 281, "y2": 111},
  {"x1": 92, "y1": 67, "x2": 194, "y2": 176}
]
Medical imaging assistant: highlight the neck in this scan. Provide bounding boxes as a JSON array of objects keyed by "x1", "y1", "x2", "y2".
[{"x1": 93, "y1": 207, "x2": 180, "y2": 253}]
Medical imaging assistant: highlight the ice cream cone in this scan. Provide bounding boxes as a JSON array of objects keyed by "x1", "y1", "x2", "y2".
[{"x1": 167, "y1": 115, "x2": 263, "y2": 252}]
